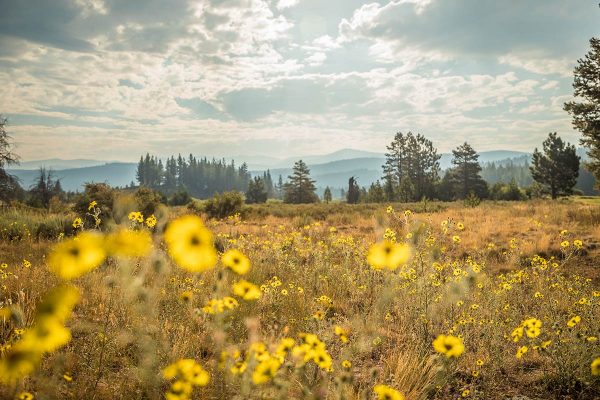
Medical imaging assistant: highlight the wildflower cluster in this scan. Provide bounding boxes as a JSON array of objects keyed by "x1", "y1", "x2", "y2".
[{"x1": 0, "y1": 286, "x2": 79, "y2": 383}]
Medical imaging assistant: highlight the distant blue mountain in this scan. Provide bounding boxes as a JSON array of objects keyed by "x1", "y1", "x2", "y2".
[
  {"x1": 8, "y1": 163, "x2": 137, "y2": 192},
  {"x1": 10, "y1": 158, "x2": 117, "y2": 170}
]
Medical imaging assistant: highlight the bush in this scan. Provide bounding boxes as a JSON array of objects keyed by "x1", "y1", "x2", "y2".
[
  {"x1": 134, "y1": 187, "x2": 166, "y2": 216},
  {"x1": 490, "y1": 181, "x2": 526, "y2": 201},
  {"x1": 73, "y1": 183, "x2": 115, "y2": 227},
  {"x1": 168, "y1": 190, "x2": 192, "y2": 206},
  {"x1": 463, "y1": 192, "x2": 481, "y2": 208},
  {"x1": 204, "y1": 191, "x2": 244, "y2": 219},
  {"x1": 35, "y1": 219, "x2": 75, "y2": 240}
]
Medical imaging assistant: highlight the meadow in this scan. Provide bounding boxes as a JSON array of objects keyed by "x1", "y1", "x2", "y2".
[{"x1": 0, "y1": 198, "x2": 599, "y2": 399}]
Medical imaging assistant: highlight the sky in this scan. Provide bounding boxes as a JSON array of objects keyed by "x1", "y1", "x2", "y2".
[{"x1": 1, "y1": 0, "x2": 599, "y2": 162}]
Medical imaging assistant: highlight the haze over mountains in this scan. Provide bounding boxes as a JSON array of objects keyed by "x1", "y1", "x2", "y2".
[{"x1": 7, "y1": 148, "x2": 543, "y2": 193}]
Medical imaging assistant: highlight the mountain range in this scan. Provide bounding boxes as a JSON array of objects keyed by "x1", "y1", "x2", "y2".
[{"x1": 7, "y1": 149, "x2": 542, "y2": 192}]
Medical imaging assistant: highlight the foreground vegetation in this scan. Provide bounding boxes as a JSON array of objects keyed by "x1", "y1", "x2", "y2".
[{"x1": 0, "y1": 199, "x2": 599, "y2": 399}]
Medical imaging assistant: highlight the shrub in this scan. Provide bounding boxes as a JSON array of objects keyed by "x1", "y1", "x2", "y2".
[
  {"x1": 463, "y1": 192, "x2": 481, "y2": 208},
  {"x1": 134, "y1": 186, "x2": 166, "y2": 216},
  {"x1": 168, "y1": 190, "x2": 192, "y2": 206},
  {"x1": 73, "y1": 183, "x2": 115, "y2": 226},
  {"x1": 490, "y1": 181, "x2": 526, "y2": 201},
  {"x1": 204, "y1": 191, "x2": 244, "y2": 219}
]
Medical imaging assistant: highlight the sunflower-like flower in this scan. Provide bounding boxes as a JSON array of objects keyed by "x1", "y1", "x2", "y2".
[{"x1": 164, "y1": 215, "x2": 217, "y2": 273}]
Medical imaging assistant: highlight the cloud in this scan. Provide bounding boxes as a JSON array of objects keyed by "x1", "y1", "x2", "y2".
[
  {"x1": 276, "y1": 0, "x2": 301, "y2": 10},
  {"x1": 338, "y1": 0, "x2": 600, "y2": 60},
  {"x1": 0, "y1": 0, "x2": 598, "y2": 161},
  {"x1": 306, "y1": 51, "x2": 327, "y2": 66},
  {"x1": 0, "y1": 0, "x2": 95, "y2": 52},
  {"x1": 175, "y1": 97, "x2": 229, "y2": 121}
]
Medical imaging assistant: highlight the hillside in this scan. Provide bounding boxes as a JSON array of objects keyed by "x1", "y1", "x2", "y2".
[{"x1": 8, "y1": 163, "x2": 137, "y2": 192}]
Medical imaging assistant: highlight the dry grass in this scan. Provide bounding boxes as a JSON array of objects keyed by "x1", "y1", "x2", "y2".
[{"x1": 0, "y1": 199, "x2": 599, "y2": 399}]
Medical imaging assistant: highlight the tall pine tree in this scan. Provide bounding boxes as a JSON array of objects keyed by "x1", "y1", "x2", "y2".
[
  {"x1": 246, "y1": 176, "x2": 268, "y2": 204},
  {"x1": 564, "y1": 38, "x2": 600, "y2": 181},
  {"x1": 530, "y1": 133, "x2": 580, "y2": 199},
  {"x1": 381, "y1": 131, "x2": 440, "y2": 201},
  {"x1": 283, "y1": 160, "x2": 318, "y2": 204},
  {"x1": 449, "y1": 142, "x2": 488, "y2": 199}
]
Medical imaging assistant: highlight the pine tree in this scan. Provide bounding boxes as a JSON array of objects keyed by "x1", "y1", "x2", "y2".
[
  {"x1": 246, "y1": 176, "x2": 268, "y2": 204},
  {"x1": 28, "y1": 168, "x2": 58, "y2": 208},
  {"x1": 263, "y1": 170, "x2": 275, "y2": 198},
  {"x1": 276, "y1": 174, "x2": 284, "y2": 199},
  {"x1": 283, "y1": 160, "x2": 318, "y2": 204},
  {"x1": 382, "y1": 132, "x2": 407, "y2": 200},
  {"x1": 346, "y1": 176, "x2": 360, "y2": 204},
  {"x1": 530, "y1": 133, "x2": 580, "y2": 199},
  {"x1": 366, "y1": 181, "x2": 385, "y2": 203},
  {"x1": 564, "y1": 37, "x2": 600, "y2": 181},
  {"x1": 382, "y1": 132, "x2": 440, "y2": 201},
  {"x1": 323, "y1": 186, "x2": 332, "y2": 203},
  {"x1": 449, "y1": 142, "x2": 488, "y2": 199}
]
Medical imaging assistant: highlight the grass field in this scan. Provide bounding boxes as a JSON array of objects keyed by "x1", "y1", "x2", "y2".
[{"x1": 0, "y1": 199, "x2": 599, "y2": 399}]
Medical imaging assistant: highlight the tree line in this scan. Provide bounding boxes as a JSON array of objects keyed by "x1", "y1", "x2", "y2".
[{"x1": 136, "y1": 153, "x2": 280, "y2": 200}]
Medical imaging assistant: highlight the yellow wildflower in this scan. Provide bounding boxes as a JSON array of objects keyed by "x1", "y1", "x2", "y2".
[
  {"x1": 567, "y1": 315, "x2": 581, "y2": 328},
  {"x1": 367, "y1": 240, "x2": 411, "y2": 270},
  {"x1": 373, "y1": 384, "x2": 405, "y2": 400},
  {"x1": 145, "y1": 214, "x2": 157, "y2": 228},
  {"x1": 47, "y1": 233, "x2": 106, "y2": 280},
  {"x1": 232, "y1": 280, "x2": 261, "y2": 300},
  {"x1": 221, "y1": 249, "x2": 250, "y2": 275},
  {"x1": 516, "y1": 346, "x2": 528, "y2": 359},
  {"x1": 432, "y1": 334, "x2": 464, "y2": 358},
  {"x1": 252, "y1": 357, "x2": 280, "y2": 385},
  {"x1": 164, "y1": 215, "x2": 217, "y2": 273},
  {"x1": 591, "y1": 357, "x2": 600, "y2": 376}
]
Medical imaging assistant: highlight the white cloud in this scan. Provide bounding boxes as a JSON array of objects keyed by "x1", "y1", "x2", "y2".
[
  {"x1": 276, "y1": 0, "x2": 300, "y2": 10},
  {"x1": 305, "y1": 51, "x2": 327, "y2": 66},
  {"x1": 498, "y1": 54, "x2": 573, "y2": 77},
  {"x1": 0, "y1": 0, "x2": 597, "y2": 160}
]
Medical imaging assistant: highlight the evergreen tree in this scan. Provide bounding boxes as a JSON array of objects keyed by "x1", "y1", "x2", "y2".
[
  {"x1": 436, "y1": 171, "x2": 455, "y2": 201},
  {"x1": 0, "y1": 116, "x2": 21, "y2": 203},
  {"x1": 323, "y1": 186, "x2": 332, "y2": 203},
  {"x1": 382, "y1": 132, "x2": 440, "y2": 201},
  {"x1": 359, "y1": 187, "x2": 368, "y2": 202},
  {"x1": 404, "y1": 133, "x2": 441, "y2": 199},
  {"x1": 397, "y1": 175, "x2": 415, "y2": 203},
  {"x1": 564, "y1": 38, "x2": 600, "y2": 181},
  {"x1": 383, "y1": 176, "x2": 395, "y2": 202},
  {"x1": 263, "y1": 170, "x2": 275, "y2": 198},
  {"x1": 135, "y1": 153, "x2": 252, "y2": 198},
  {"x1": 366, "y1": 180, "x2": 385, "y2": 203},
  {"x1": 283, "y1": 160, "x2": 318, "y2": 204},
  {"x1": 382, "y1": 132, "x2": 407, "y2": 200},
  {"x1": 28, "y1": 168, "x2": 62, "y2": 208},
  {"x1": 530, "y1": 133, "x2": 580, "y2": 199},
  {"x1": 346, "y1": 176, "x2": 360, "y2": 204},
  {"x1": 449, "y1": 142, "x2": 488, "y2": 199},
  {"x1": 276, "y1": 174, "x2": 284, "y2": 200},
  {"x1": 246, "y1": 176, "x2": 268, "y2": 204}
]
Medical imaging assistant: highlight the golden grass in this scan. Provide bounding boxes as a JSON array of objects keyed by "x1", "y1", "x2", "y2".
[{"x1": 0, "y1": 199, "x2": 599, "y2": 399}]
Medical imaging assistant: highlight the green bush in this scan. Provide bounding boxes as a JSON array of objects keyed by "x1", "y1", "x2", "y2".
[
  {"x1": 134, "y1": 187, "x2": 166, "y2": 216},
  {"x1": 204, "y1": 191, "x2": 244, "y2": 219},
  {"x1": 73, "y1": 183, "x2": 115, "y2": 227},
  {"x1": 168, "y1": 190, "x2": 192, "y2": 206}
]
